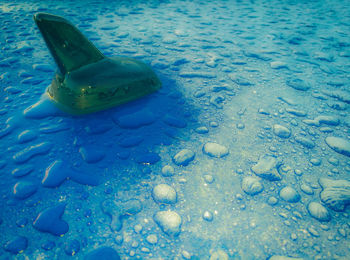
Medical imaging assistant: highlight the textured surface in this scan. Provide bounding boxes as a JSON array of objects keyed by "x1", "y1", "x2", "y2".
[{"x1": 0, "y1": 0, "x2": 350, "y2": 259}]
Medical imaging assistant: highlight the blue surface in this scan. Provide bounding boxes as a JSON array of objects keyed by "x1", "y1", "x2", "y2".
[{"x1": 1, "y1": 0, "x2": 350, "y2": 259}]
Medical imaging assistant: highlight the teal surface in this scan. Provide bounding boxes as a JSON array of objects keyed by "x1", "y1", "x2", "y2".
[{"x1": 0, "y1": 0, "x2": 350, "y2": 259}]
